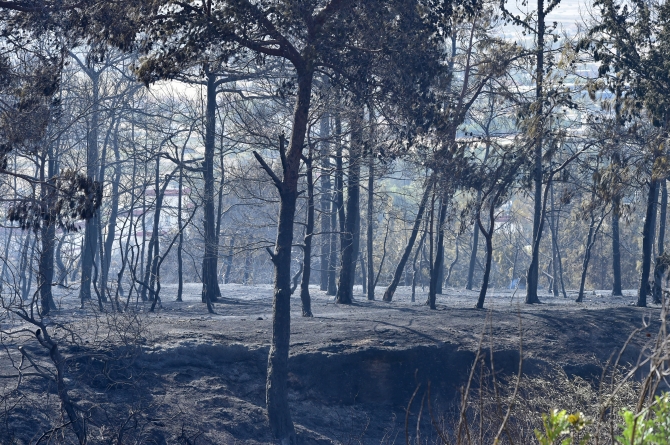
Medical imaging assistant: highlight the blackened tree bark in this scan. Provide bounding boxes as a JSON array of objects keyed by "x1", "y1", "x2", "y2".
[
  {"x1": 524, "y1": 0, "x2": 548, "y2": 305},
  {"x1": 411, "y1": 226, "x2": 428, "y2": 302},
  {"x1": 224, "y1": 236, "x2": 234, "y2": 284},
  {"x1": 101, "y1": 122, "x2": 121, "y2": 303},
  {"x1": 653, "y1": 179, "x2": 668, "y2": 304},
  {"x1": 612, "y1": 198, "x2": 623, "y2": 296},
  {"x1": 140, "y1": 158, "x2": 162, "y2": 302},
  {"x1": 201, "y1": 70, "x2": 222, "y2": 304},
  {"x1": 576, "y1": 205, "x2": 606, "y2": 303},
  {"x1": 38, "y1": 145, "x2": 57, "y2": 315},
  {"x1": 444, "y1": 238, "x2": 459, "y2": 287},
  {"x1": 366, "y1": 140, "x2": 375, "y2": 300},
  {"x1": 638, "y1": 178, "x2": 660, "y2": 307},
  {"x1": 336, "y1": 107, "x2": 363, "y2": 304},
  {"x1": 475, "y1": 202, "x2": 496, "y2": 309},
  {"x1": 329, "y1": 115, "x2": 344, "y2": 296},
  {"x1": 253, "y1": 66, "x2": 314, "y2": 444},
  {"x1": 383, "y1": 177, "x2": 433, "y2": 301},
  {"x1": 55, "y1": 236, "x2": 67, "y2": 287},
  {"x1": 549, "y1": 182, "x2": 559, "y2": 297},
  {"x1": 428, "y1": 193, "x2": 447, "y2": 309},
  {"x1": 335, "y1": 116, "x2": 345, "y2": 252},
  {"x1": 79, "y1": 69, "x2": 100, "y2": 305},
  {"x1": 465, "y1": 198, "x2": 480, "y2": 290},
  {"x1": 319, "y1": 112, "x2": 331, "y2": 291},
  {"x1": 299, "y1": 144, "x2": 315, "y2": 317},
  {"x1": 176, "y1": 159, "x2": 184, "y2": 302}
]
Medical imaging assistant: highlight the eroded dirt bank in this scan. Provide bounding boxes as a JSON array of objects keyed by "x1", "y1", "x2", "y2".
[{"x1": 0, "y1": 284, "x2": 661, "y2": 444}]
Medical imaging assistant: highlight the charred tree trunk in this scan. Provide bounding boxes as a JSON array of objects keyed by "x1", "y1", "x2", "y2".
[
  {"x1": 101, "y1": 124, "x2": 121, "y2": 301},
  {"x1": 653, "y1": 179, "x2": 668, "y2": 304},
  {"x1": 548, "y1": 183, "x2": 559, "y2": 297},
  {"x1": 176, "y1": 161, "x2": 184, "y2": 302},
  {"x1": 382, "y1": 177, "x2": 433, "y2": 301},
  {"x1": 19, "y1": 229, "x2": 32, "y2": 300},
  {"x1": 38, "y1": 148, "x2": 57, "y2": 315},
  {"x1": 526, "y1": 0, "x2": 546, "y2": 305},
  {"x1": 475, "y1": 187, "x2": 503, "y2": 309},
  {"x1": 445, "y1": 238, "x2": 459, "y2": 288},
  {"x1": 465, "y1": 191, "x2": 481, "y2": 291},
  {"x1": 576, "y1": 208, "x2": 603, "y2": 303},
  {"x1": 79, "y1": 71, "x2": 100, "y2": 304},
  {"x1": 299, "y1": 146, "x2": 315, "y2": 317},
  {"x1": 224, "y1": 237, "x2": 234, "y2": 284},
  {"x1": 256, "y1": 68, "x2": 314, "y2": 444},
  {"x1": 612, "y1": 198, "x2": 623, "y2": 296},
  {"x1": 319, "y1": 112, "x2": 331, "y2": 291},
  {"x1": 637, "y1": 178, "x2": 660, "y2": 307},
  {"x1": 55, "y1": 235, "x2": 67, "y2": 287},
  {"x1": 23, "y1": 235, "x2": 37, "y2": 301},
  {"x1": 201, "y1": 70, "x2": 222, "y2": 304},
  {"x1": 428, "y1": 193, "x2": 447, "y2": 308},
  {"x1": 336, "y1": 107, "x2": 363, "y2": 304},
  {"x1": 367, "y1": 146, "x2": 375, "y2": 300},
  {"x1": 326, "y1": 117, "x2": 342, "y2": 296}
]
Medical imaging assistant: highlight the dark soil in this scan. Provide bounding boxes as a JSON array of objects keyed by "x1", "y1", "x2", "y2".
[{"x1": 0, "y1": 284, "x2": 661, "y2": 444}]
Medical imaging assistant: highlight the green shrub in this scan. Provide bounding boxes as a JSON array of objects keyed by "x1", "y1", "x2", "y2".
[{"x1": 536, "y1": 393, "x2": 670, "y2": 445}]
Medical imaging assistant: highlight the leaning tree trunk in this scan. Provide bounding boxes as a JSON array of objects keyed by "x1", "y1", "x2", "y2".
[
  {"x1": 577, "y1": 201, "x2": 603, "y2": 303},
  {"x1": 382, "y1": 177, "x2": 433, "y2": 302},
  {"x1": 260, "y1": 68, "x2": 314, "y2": 445},
  {"x1": 201, "y1": 71, "x2": 222, "y2": 304},
  {"x1": 299, "y1": 147, "x2": 315, "y2": 317},
  {"x1": 653, "y1": 179, "x2": 668, "y2": 304},
  {"x1": 476, "y1": 232, "x2": 494, "y2": 310},
  {"x1": 411, "y1": 226, "x2": 428, "y2": 302},
  {"x1": 466, "y1": 190, "x2": 481, "y2": 290},
  {"x1": 637, "y1": 178, "x2": 660, "y2": 307},
  {"x1": 336, "y1": 106, "x2": 363, "y2": 305}
]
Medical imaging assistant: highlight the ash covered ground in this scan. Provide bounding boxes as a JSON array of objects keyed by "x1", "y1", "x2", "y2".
[{"x1": 0, "y1": 284, "x2": 661, "y2": 444}]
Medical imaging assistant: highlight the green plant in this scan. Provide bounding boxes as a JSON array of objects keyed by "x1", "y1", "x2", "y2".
[
  {"x1": 535, "y1": 409, "x2": 590, "y2": 445},
  {"x1": 618, "y1": 393, "x2": 670, "y2": 445}
]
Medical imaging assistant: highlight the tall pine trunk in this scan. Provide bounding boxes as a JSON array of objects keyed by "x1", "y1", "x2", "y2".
[
  {"x1": 101, "y1": 123, "x2": 121, "y2": 301},
  {"x1": 653, "y1": 179, "x2": 668, "y2": 304},
  {"x1": 39, "y1": 145, "x2": 57, "y2": 315},
  {"x1": 79, "y1": 72, "x2": 100, "y2": 304},
  {"x1": 319, "y1": 112, "x2": 331, "y2": 291},
  {"x1": 466, "y1": 195, "x2": 480, "y2": 291},
  {"x1": 612, "y1": 198, "x2": 623, "y2": 296},
  {"x1": 526, "y1": 0, "x2": 546, "y2": 304},
  {"x1": 366, "y1": 144, "x2": 375, "y2": 300},
  {"x1": 262, "y1": 68, "x2": 314, "y2": 444},
  {"x1": 201, "y1": 71, "x2": 222, "y2": 304},
  {"x1": 336, "y1": 106, "x2": 363, "y2": 304},
  {"x1": 428, "y1": 193, "x2": 447, "y2": 309},
  {"x1": 299, "y1": 145, "x2": 315, "y2": 317},
  {"x1": 637, "y1": 178, "x2": 660, "y2": 307}
]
